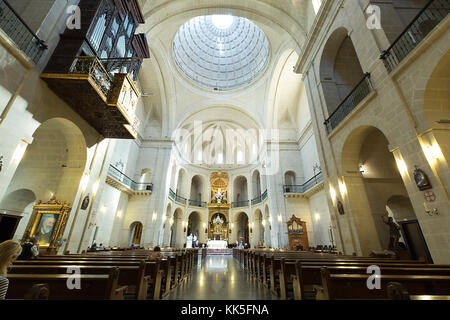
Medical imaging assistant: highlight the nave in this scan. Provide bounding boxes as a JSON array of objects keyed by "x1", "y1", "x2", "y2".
[{"x1": 165, "y1": 255, "x2": 278, "y2": 300}]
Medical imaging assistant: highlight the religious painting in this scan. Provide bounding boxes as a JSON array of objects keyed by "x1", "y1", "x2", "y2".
[
  {"x1": 33, "y1": 213, "x2": 60, "y2": 246},
  {"x1": 81, "y1": 195, "x2": 90, "y2": 210},
  {"x1": 413, "y1": 166, "x2": 432, "y2": 191},
  {"x1": 23, "y1": 197, "x2": 72, "y2": 252}
]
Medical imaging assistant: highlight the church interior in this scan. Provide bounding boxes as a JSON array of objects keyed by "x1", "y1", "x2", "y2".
[{"x1": 0, "y1": 0, "x2": 449, "y2": 303}]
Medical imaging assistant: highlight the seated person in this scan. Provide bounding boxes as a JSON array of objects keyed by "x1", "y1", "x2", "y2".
[
  {"x1": 0, "y1": 240, "x2": 23, "y2": 299},
  {"x1": 88, "y1": 242, "x2": 98, "y2": 252},
  {"x1": 17, "y1": 237, "x2": 39, "y2": 260}
]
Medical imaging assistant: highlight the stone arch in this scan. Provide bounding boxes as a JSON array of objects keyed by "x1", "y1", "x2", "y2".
[
  {"x1": 190, "y1": 175, "x2": 206, "y2": 203},
  {"x1": 252, "y1": 170, "x2": 262, "y2": 198},
  {"x1": 233, "y1": 176, "x2": 248, "y2": 203},
  {"x1": 129, "y1": 221, "x2": 143, "y2": 246},
  {"x1": 319, "y1": 27, "x2": 365, "y2": 116},
  {"x1": 253, "y1": 209, "x2": 264, "y2": 247},
  {"x1": 187, "y1": 211, "x2": 201, "y2": 239},
  {"x1": 235, "y1": 211, "x2": 249, "y2": 246},
  {"x1": 170, "y1": 208, "x2": 184, "y2": 248},
  {"x1": 340, "y1": 126, "x2": 418, "y2": 255},
  {"x1": 176, "y1": 168, "x2": 187, "y2": 197},
  {"x1": 140, "y1": 168, "x2": 153, "y2": 184},
  {"x1": 284, "y1": 171, "x2": 296, "y2": 185},
  {"x1": 3, "y1": 118, "x2": 87, "y2": 206}
]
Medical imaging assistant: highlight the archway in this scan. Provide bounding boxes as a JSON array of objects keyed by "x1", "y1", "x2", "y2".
[
  {"x1": 386, "y1": 196, "x2": 432, "y2": 262},
  {"x1": 264, "y1": 205, "x2": 272, "y2": 248},
  {"x1": 190, "y1": 175, "x2": 205, "y2": 204},
  {"x1": 235, "y1": 212, "x2": 249, "y2": 246},
  {"x1": 233, "y1": 176, "x2": 248, "y2": 204},
  {"x1": 129, "y1": 222, "x2": 143, "y2": 246},
  {"x1": 187, "y1": 212, "x2": 201, "y2": 240},
  {"x1": 162, "y1": 203, "x2": 172, "y2": 246},
  {"x1": 0, "y1": 189, "x2": 36, "y2": 242},
  {"x1": 252, "y1": 170, "x2": 261, "y2": 199},
  {"x1": 253, "y1": 209, "x2": 263, "y2": 248},
  {"x1": 170, "y1": 208, "x2": 184, "y2": 248},
  {"x1": 320, "y1": 27, "x2": 365, "y2": 116},
  {"x1": 176, "y1": 169, "x2": 187, "y2": 197},
  {"x1": 284, "y1": 171, "x2": 296, "y2": 185},
  {"x1": 341, "y1": 126, "x2": 420, "y2": 256}
]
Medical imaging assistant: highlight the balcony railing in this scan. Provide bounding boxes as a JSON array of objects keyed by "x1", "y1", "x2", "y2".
[
  {"x1": 324, "y1": 73, "x2": 373, "y2": 134},
  {"x1": 100, "y1": 58, "x2": 142, "y2": 81},
  {"x1": 169, "y1": 189, "x2": 176, "y2": 200},
  {"x1": 69, "y1": 56, "x2": 113, "y2": 98},
  {"x1": 175, "y1": 194, "x2": 187, "y2": 205},
  {"x1": 284, "y1": 172, "x2": 323, "y2": 194},
  {"x1": 251, "y1": 190, "x2": 268, "y2": 205},
  {"x1": 189, "y1": 200, "x2": 207, "y2": 208},
  {"x1": 232, "y1": 200, "x2": 250, "y2": 208},
  {"x1": 108, "y1": 165, "x2": 153, "y2": 192},
  {"x1": 0, "y1": 0, "x2": 47, "y2": 63},
  {"x1": 380, "y1": 0, "x2": 449, "y2": 73}
]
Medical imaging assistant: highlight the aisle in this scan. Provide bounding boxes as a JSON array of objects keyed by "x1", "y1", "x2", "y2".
[{"x1": 164, "y1": 255, "x2": 279, "y2": 300}]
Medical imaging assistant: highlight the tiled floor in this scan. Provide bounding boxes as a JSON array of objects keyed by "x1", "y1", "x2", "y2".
[{"x1": 164, "y1": 255, "x2": 279, "y2": 300}]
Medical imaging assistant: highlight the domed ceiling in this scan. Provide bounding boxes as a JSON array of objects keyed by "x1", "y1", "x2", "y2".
[{"x1": 173, "y1": 15, "x2": 270, "y2": 91}]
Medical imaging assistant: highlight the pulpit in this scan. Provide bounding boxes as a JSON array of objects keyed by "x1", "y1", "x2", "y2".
[{"x1": 286, "y1": 215, "x2": 309, "y2": 250}]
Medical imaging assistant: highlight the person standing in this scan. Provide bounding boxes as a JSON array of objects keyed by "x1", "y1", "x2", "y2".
[{"x1": 0, "y1": 240, "x2": 23, "y2": 299}]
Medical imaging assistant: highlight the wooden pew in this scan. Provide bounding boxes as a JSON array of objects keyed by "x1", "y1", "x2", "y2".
[
  {"x1": 13, "y1": 259, "x2": 161, "y2": 300},
  {"x1": 290, "y1": 261, "x2": 450, "y2": 300},
  {"x1": 6, "y1": 267, "x2": 127, "y2": 300},
  {"x1": 317, "y1": 267, "x2": 450, "y2": 300}
]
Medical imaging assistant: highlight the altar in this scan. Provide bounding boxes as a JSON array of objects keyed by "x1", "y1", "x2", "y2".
[{"x1": 207, "y1": 240, "x2": 228, "y2": 249}]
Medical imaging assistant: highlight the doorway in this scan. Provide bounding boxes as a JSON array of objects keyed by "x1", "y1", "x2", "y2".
[{"x1": 399, "y1": 220, "x2": 433, "y2": 263}]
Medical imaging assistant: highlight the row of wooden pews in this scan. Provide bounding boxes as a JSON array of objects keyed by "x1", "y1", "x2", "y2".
[
  {"x1": 7, "y1": 248, "x2": 198, "y2": 300},
  {"x1": 233, "y1": 248, "x2": 450, "y2": 300}
]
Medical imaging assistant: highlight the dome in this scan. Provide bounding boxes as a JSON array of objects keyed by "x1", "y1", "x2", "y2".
[{"x1": 173, "y1": 15, "x2": 270, "y2": 91}]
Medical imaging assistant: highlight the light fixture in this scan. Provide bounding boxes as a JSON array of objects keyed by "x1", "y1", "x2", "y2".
[
  {"x1": 152, "y1": 211, "x2": 158, "y2": 222},
  {"x1": 338, "y1": 179, "x2": 347, "y2": 198},
  {"x1": 359, "y1": 165, "x2": 365, "y2": 174},
  {"x1": 100, "y1": 206, "x2": 107, "y2": 213},
  {"x1": 314, "y1": 213, "x2": 321, "y2": 222},
  {"x1": 117, "y1": 210, "x2": 123, "y2": 218},
  {"x1": 80, "y1": 172, "x2": 90, "y2": 191},
  {"x1": 169, "y1": 217, "x2": 174, "y2": 226},
  {"x1": 395, "y1": 157, "x2": 408, "y2": 177},
  {"x1": 92, "y1": 179, "x2": 100, "y2": 195},
  {"x1": 278, "y1": 213, "x2": 282, "y2": 223},
  {"x1": 428, "y1": 143, "x2": 443, "y2": 160},
  {"x1": 262, "y1": 219, "x2": 266, "y2": 226},
  {"x1": 329, "y1": 185, "x2": 337, "y2": 203}
]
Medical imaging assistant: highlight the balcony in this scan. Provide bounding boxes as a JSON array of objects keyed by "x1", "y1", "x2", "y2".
[
  {"x1": 324, "y1": 73, "x2": 373, "y2": 134},
  {"x1": 251, "y1": 190, "x2": 268, "y2": 205},
  {"x1": 41, "y1": 56, "x2": 142, "y2": 139},
  {"x1": 284, "y1": 172, "x2": 324, "y2": 198},
  {"x1": 380, "y1": 0, "x2": 449, "y2": 73},
  {"x1": 189, "y1": 200, "x2": 207, "y2": 208},
  {"x1": 106, "y1": 165, "x2": 153, "y2": 195},
  {"x1": 0, "y1": 0, "x2": 47, "y2": 63},
  {"x1": 232, "y1": 200, "x2": 250, "y2": 208}
]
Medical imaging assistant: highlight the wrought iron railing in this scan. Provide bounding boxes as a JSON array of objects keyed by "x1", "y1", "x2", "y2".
[
  {"x1": 175, "y1": 194, "x2": 187, "y2": 205},
  {"x1": 169, "y1": 189, "x2": 176, "y2": 200},
  {"x1": 262, "y1": 190, "x2": 268, "y2": 201},
  {"x1": 70, "y1": 56, "x2": 113, "y2": 98},
  {"x1": 189, "y1": 199, "x2": 207, "y2": 208},
  {"x1": 100, "y1": 58, "x2": 143, "y2": 81},
  {"x1": 251, "y1": 190, "x2": 268, "y2": 206},
  {"x1": 284, "y1": 172, "x2": 323, "y2": 194},
  {"x1": 232, "y1": 200, "x2": 250, "y2": 208},
  {"x1": 0, "y1": 0, "x2": 47, "y2": 63},
  {"x1": 380, "y1": 0, "x2": 449, "y2": 73},
  {"x1": 324, "y1": 73, "x2": 373, "y2": 134},
  {"x1": 108, "y1": 165, "x2": 153, "y2": 192}
]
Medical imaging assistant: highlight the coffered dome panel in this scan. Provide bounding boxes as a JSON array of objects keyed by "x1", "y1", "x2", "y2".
[{"x1": 173, "y1": 15, "x2": 270, "y2": 91}]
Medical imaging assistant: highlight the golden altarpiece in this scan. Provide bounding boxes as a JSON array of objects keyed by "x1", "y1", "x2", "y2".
[
  {"x1": 21, "y1": 197, "x2": 72, "y2": 254},
  {"x1": 206, "y1": 172, "x2": 231, "y2": 241}
]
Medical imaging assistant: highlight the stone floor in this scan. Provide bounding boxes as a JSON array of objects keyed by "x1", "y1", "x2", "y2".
[{"x1": 164, "y1": 255, "x2": 279, "y2": 300}]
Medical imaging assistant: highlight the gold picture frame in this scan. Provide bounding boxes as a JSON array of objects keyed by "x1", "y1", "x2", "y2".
[{"x1": 22, "y1": 197, "x2": 72, "y2": 253}]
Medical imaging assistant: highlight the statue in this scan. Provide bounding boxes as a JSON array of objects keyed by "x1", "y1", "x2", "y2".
[{"x1": 382, "y1": 215, "x2": 401, "y2": 251}]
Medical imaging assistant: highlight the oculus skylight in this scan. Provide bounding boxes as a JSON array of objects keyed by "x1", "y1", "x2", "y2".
[{"x1": 173, "y1": 15, "x2": 270, "y2": 91}]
